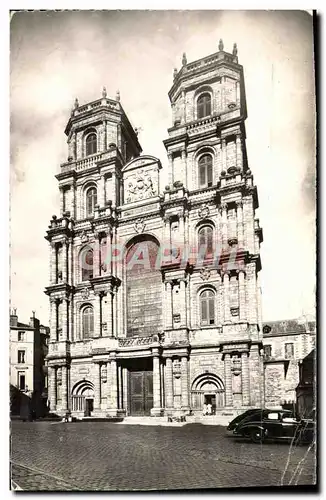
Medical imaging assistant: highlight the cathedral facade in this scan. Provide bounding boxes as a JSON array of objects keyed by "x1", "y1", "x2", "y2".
[{"x1": 45, "y1": 41, "x2": 264, "y2": 418}]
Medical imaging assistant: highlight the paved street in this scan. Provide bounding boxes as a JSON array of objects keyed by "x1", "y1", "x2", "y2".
[{"x1": 10, "y1": 421, "x2": 316, "y2": 491}]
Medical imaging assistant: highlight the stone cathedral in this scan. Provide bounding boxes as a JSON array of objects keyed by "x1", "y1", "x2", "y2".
[{"x1": 45, "y1": 41, "x2": 264, "y2": 419}]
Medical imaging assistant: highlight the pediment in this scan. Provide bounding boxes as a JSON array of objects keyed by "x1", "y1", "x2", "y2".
[{"x1": 122, "y1": 155, "x2": 162, "y2": 173}]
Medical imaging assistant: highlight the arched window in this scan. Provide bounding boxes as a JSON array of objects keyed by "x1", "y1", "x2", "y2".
[
  {"x1": 86, "y1": 187, "x2": 97, "y2": 217},
  {"x1": 199, "y1": 154, "x2": 213, "y2": 188},
  {"x1": 81, "y1": 248, "x2": 94, "y2": 281},
  {"x1": 197, "y1": 93, "x2": 212, "y2": 119},
  {"x1": 82, "y1": 306, "x2": 94, "y2": 339},
  {"x1": 86, "y1": 133, "x2": 97, "y2": 156},
  {"x1": 198, "y1": 226, "x2": 213, "y2": 258},
  {"x1": 200, "y1": 289, "x2": 215, "y2": 326}
]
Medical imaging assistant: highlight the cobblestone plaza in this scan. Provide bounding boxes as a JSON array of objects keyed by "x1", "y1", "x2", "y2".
[{"x1": 11, "y1": 421, "x2": 316, "y2": 491}]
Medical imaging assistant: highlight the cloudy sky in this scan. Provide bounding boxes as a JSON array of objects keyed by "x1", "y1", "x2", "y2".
[{"x1": 10, "y1": 10, "x2": 315, "y2": 325}]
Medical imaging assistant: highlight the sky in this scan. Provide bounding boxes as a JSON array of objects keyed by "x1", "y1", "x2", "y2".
[{"x1": 10, "y1": 10, "x2": 316, "y2": 325}]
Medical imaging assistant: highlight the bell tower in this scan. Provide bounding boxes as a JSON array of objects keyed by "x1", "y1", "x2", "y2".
[
  {"x1": 164, "y1": 40, "x2": 248, "y2": 192},
  {"x1": 162, "y1": 41, "x2": 265, "y2": 410}
]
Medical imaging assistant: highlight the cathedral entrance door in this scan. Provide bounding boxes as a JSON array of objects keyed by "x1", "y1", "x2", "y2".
[{"x1": 129, "y1": 371, "x2": 153, "y2": 416}]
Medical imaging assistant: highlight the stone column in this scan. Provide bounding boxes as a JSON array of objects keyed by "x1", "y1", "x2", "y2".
[
  {"x1": 236, "y1": 135, "x2": 242, "y2": 170},
  {"x1": 62, "y1": 298, "x2": 69, "y2": 341},
  {"x1": 181, "y1": 356, "x2": 190, "y2": 410},
  {"x1": 224, "y1": 354, "x2": 233, "y2": 406},
  {"x1": 221, "y1": 139, "x2": 227, "y2": 171},
  {"x1": 180, "y1": 280, "x2": 187, "y2": 327},
  {"x1": 118, "y1": 365, "x2": 123, "y2": 409},
  {"x1": 179, "y1": 214, "x2": 185, "y2": 251},
  {"x1": 49, "y1": 243, "x2": 55, "y2": 285},
  {"x1": 107, "y1": 288, "x2": 114, "y2": 337},
  {"x1": 238, "y1": 270, "x2": 246, "y2": 322},
  {"x1": 160, "y1": 361, "x2": 164, "y2": 409},
  {"x1": 69, "y1": 295, "x2": 74, "y2": 342},
  {"x1": 112, "y1": 287, "x2": 118, "y2": 337},
  {"x1": 241, "y1": 352, "x2": 250, "y2": 406},
  {"x1": 223, "y1": 271, "x2": 230, "y2": 323},
  {"x1": 103, "y1": 120, "x2": 107, "y2": 151},
  {"x1": 165, "y1": 282, "x2": 173, "y2": 329},
  {"x1": 106, "y1": 229, "x2": 112, "y2": 275},
  {"x1": 168, "y1": 152, "x2": 173, "y2": 186},
  {"x1": 221, "y1": 203, "x2": 228, "y2": 249},
  {"x1": 94, "y1": 234, "x2": 102, "y2": 277},
  {"x1": 236, "y1": 200, "x2": 244, "y2": 249},
  {"x1": 62, "y1": 239, "x2": 68, "y2": 283},
  {"x1": 106, "y1": 361, "x2": 111, "y2": 410},
  {"x1": 94, "y1": 292, "x2": 102, "y2": 338},
  {"x1": 123, "y1": 367, "x2": 128, "y2": 413},
  {"x1": 68, "y1": 238, "x2": 73, "y2": 285},
  {"x1": 163, "y1": 216, "x2": 171, "y2": 260},
  {"x1": 109, "y1": 357, "x2": 118, "y2": 414},
  {"x1": 94, "y1": 362, "x2": 101, "y2": 411},
  {"x1": 236, "y1": 81, "x2": 240, "y2": 107},
  {"x1": 98, "y1": 176, "x2": 105, "y2": 208},
  {"x1": 59, "y1": 187, "x2": 64, "y2": 216},
  {"x1": 151, "y1": 349, "x2": 162, "y2": 416},
  {"x1": 50, "y1": 298, "x2": 57, "y2": 342},
  {"x1": 181, "y1": 90, "x2": 186, "y2": 124},
  {"x1": 257, "y1": 272, "x2": 263, "y2": 333},
  {"x1": 48, "y1": 366, "x2": 57, "y2": 411},
  {"x1": 181, "y1": 149, "x2": 187, "y2": 189},
  {"x1": 165, "y1": 357, "x2": 174, "y2": 409},
  {"x1": 61, "y1": 365, "x2": 68, "y2": 412}
]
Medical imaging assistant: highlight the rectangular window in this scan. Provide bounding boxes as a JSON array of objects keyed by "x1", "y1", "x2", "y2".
[
  {"x1": 18, "y1": 350, "x2": 26, "y2": 364},
  {"x1": 18, "y1": 372, "x2": 26, "y2": 391},
  {"x1": 264, "y1": 345, "x2": 272, "y2": 358},
  {"x1": 18, "y1": 331, "x2": 25, "y2": 341},
  {"x1": 285, "y1": 343, "x2": 294, "y2": 359}
]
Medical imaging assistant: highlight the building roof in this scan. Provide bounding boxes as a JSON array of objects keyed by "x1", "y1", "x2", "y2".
[
  {"x1": 263, "y1": 319, "x2": 316, "y2": 336},
  {"x1": 11, "y1": 321, "x2": 34, "y2": 330}
]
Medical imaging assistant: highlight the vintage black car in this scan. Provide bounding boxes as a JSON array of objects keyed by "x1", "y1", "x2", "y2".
[
  {"x1": 233, "y1": 409, "x2": 315, "y2": 444},
  {"x1": 227, "y1": 408, "x2": 273, "y2": 431}
]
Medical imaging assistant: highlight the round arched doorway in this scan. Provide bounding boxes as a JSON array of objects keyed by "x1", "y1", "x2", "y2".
[
  {"x1": 71, "y1": 380, "x2": 95, "y2": 416},
  {"x1": 191, "y1": 373, "x2": 225, "y2": 413},
  {"x1": 125, "y1": 235, "x2": 162, "y2": 337}
]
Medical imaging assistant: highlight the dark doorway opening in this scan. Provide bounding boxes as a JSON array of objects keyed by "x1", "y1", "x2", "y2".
[
  {"x1": 85, "y1": 398, "x2": 94, "y2": 417},
  {"x1": 204, "y1": 394, "x2": 216, "y2": 414}
]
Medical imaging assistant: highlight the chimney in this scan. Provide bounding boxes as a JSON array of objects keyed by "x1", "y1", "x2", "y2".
[
  {"x1": 29, "y1": 310, "x2": 36, "y2": 328},
  {"x1": 10, "y1": 308, "x2": 18, "y2": 327}
]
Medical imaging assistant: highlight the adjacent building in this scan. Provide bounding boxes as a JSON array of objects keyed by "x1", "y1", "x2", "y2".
[
  {"x1": 45, "y1": 41, "x2": 265, "y2": 419},
  {"x1": 263, "y1": 317, "x2": 316, "y2": 410},
  {"x1": 10, "y1": 309, "x2": 50, "y2": 416},
  {"x1": 296, "y1": 348, "x2": 316, "y2": 418}
]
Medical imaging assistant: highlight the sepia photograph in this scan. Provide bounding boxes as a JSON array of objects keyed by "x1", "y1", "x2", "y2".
[{"x1": 9, "y1": 9, "x2": 317, "y2": 491}]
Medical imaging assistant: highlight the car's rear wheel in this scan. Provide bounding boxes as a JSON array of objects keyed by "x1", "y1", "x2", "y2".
[{"x1": 250, "y1": 428, "x2": 264, "y2": 443}]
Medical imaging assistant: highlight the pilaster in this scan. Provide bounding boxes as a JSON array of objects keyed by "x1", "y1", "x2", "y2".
[
  {"x1": 165, "y1": 357, "x2": 174, "y2": 409},
  {"x1": 224, "y1": 353, "x2": 233, "y2": 406},
  {"x1": 241, "y1": 352, "x2": 250, "y2": 406},
  {"x1": 181, "y1": 356, "x2": 190, "y2": 411}
]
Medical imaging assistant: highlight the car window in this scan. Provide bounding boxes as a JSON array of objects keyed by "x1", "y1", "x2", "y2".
[
  {"x1": 283, "y1": 417, "x2": 297, "y2": 423},
  {"x1": 267, "y1": 412, "x2": 279, "y2": 420}
]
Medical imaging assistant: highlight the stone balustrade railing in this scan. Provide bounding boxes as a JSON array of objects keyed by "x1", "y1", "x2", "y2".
[{"x1": 118, "y1": 334, "x2": 162, "y2": 348}]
